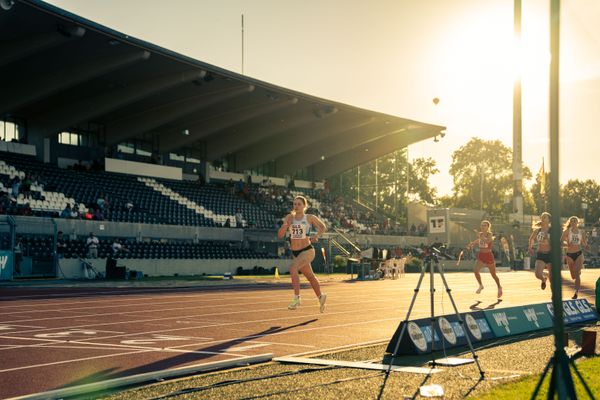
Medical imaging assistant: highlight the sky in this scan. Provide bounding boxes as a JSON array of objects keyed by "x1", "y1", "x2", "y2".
[{"x1": 46, "y1": 0, "x2": 600, "y2": 196}]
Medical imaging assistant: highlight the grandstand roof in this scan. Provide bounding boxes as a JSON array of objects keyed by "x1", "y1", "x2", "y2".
[{"x1": 1, "y1": 0, "x2": 445, "y2": 179}]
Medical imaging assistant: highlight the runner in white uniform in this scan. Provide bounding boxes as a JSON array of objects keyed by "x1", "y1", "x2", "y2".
[
  {"x1": 561, "y1": 216, "x2": 589, "y2": 299},
  {"x1": 528, "y1": 212, "x2": 552, "y2": 291},
  {"x1": 277, "y1": 196, "x2": 327, "y2": 312}
]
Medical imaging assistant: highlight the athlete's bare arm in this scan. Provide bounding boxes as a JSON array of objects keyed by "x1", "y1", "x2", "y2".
[
  {"x1": 307, "y1": 214, "x2": 327, "y2": 243},
  {"x1": 278, "y1": 214, "x2": 293, "y2": 239}
]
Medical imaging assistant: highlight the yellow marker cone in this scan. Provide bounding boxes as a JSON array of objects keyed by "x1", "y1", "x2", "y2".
[{"x1": 274, "y1": 267, "x2": 280, "y2": 279}]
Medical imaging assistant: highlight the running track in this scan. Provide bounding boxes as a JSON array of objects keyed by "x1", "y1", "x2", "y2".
[{"x1": 0, "y1": 270, "x2": 597, "y2": 399}]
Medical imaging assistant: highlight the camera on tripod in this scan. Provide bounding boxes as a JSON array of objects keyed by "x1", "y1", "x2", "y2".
[{"x1": 418, "y1": 243, "x2": 453, "y2": 264}]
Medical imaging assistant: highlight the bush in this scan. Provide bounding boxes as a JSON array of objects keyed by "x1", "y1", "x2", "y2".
[{"x1": 332, "y1": 255, "x2": 347, "y2": 273}]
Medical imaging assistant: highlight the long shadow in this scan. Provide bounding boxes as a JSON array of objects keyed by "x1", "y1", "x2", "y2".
[
  {"x1": 58, "y1": 318, "x2": 318, "y2": 389},
  {"x1": 469, "y1": 299, "x2": 503, "y2": 311}
]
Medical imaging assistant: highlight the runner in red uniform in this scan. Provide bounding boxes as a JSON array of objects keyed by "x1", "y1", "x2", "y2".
[{"x1": 467, "y1": 220, "x2": 503, "y2": 298}]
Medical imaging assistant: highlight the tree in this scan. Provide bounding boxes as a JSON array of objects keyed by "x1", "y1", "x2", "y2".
[
  {"x1": 330, "y1": 149, "x2": 439, "y2": 220},
  {"x1": 561, "y1": 179, "x2": 600, "y2": 223},
  {"x1": 408, "y1": 157, "x2": 439, "y2": 204},
  {"x1": 448, "y1": 137, "x2": 531, "y2": 214}
]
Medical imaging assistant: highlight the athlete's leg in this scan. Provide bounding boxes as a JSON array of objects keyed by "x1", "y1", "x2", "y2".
[
  {"x1": 572, "y1": 254, "x2": 584, "y2": 298},
  {"x1": 487, "y1": 261, "x2": 503, "y2": 298},
  {"x1": 534, "y1": 260, "x2": 548, "y2": 289},
  {"x1": 299, "y1": 263, "x2": 322, "y2": 298},
  {"x1": 474, "y1": 260, "x2": 484, "y2": 293}
]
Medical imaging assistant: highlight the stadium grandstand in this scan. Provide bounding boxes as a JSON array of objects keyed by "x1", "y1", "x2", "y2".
[{"x1": 0, "y1": 0, "x2": 444, "y2": 280}]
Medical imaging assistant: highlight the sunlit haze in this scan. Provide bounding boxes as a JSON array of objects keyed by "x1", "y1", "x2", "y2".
[{"x1": 46, "y1": 0, "x2": 600, "y2": 195}]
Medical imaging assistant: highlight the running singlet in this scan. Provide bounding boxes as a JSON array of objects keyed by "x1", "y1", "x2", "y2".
[
  {"x1": 568, "y1": 229, "x2": 582, "y2": 246},
  {"x1": 536, "y1": 229, "x2": 550, "y2": 245},
  {"x1": 289, "y1": 215, "x2": 310, "y2": 240},
  {"x1": 478, "y1": 238, "x2": 489, "y2": 249}
]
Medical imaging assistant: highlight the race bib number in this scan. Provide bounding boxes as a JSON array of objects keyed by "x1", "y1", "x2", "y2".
[{"x1": 290, "y1": 223, "x2": 307, "y2": 240}]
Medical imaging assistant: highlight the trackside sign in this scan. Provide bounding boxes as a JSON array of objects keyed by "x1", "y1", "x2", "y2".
[
  {"x1": 386, "y1": 300, "x2": 596, "y2": 355},
  {"x1": 0, "y1": 250, "x2": 13, "y2": 280}
]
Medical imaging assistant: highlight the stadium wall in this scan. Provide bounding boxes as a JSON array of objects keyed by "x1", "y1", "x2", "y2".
[{"x1": 59, "y1": 258, "x2": 292, "y2": 279}]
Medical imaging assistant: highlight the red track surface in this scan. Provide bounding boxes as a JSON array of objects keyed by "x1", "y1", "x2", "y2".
[{"x1": 0, "y1": 270, "x2": 597, "y2": 399}]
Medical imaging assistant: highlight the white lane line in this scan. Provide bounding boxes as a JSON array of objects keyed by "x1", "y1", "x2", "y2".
[
  {"x1": 229, "y1": 343, "x2": 271, "y2": 352},
  {"x1": 2, "y1": 284, "x2": 579, "y2": 339},
  {"x1": 0, "y1": 296, "x2": 404, "y2": 334},
  {"x1": 0, "y1": 287, "x2": 409, "y2": 321},
  {"x1": 0, "y1": 350, "x2": 154, "y2": 373}
]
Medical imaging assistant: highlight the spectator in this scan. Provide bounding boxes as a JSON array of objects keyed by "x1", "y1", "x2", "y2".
[
  {"x1": 111, "y1": 238, "x2": 127, "y2": 258},
  {"x1": 410, "y1": 224, "x2": 417, "y2": 235},
  {"x1": 125, "y1": 200, "x2": 134, "y2": 213},
  {"x1": 70, "y1": 205, "x2": 81, "y2": 219},
  {"x1": 56, "y1": 231, "x2": 66, "y2": 260},
  {"x1": 93, "y1": 208, "x2": 104, "y2": 221},
  {"x1": 86, "y1": 232, "x2": 99, "y2": 259},
  {"x1": 21, "y1": 175, "x2": 32, "y2": 199},
  {"x1": 235, "y1": 208, "x2": 244, "y2": 227},
  {"x1": 13, "y1": 237, "x2": 23, "y2": 275},
  {"x1": 224, "y1": 218, "x2": 231, "y2": 228},
  {"x1": 60, "y1": 204, "x2": 71, "y2": 219},
  {"x1": 11, "y1": 176, "x2": 21, "y2": 200},
  {"x1": 0, "y1": 191, "x2": 9, "y2": 214},
  {"x1": 235, "y1": 179, "x2": 245, "y2": 196},
  {"x1": 394, "y1": 246, "x2": 403, "y2": 258},
  {"x1": 97, "y1": 193, "x2": 106, "y2": 210},
  {"x1": 20, "y1": 202, "x2": 32, "y2": 216},
  {"x1": 84, "y1": 208, "x2": 93, "y2": 220}
]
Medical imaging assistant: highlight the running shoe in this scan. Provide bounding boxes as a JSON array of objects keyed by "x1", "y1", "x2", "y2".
[
  {"x1": 572, "y1": 292, "x2": 578, "y2": 300},
  {"x1": 476, "y1": 285, "x2": 484, "y2": 294},
  {"x1": 319, "y1": 293, "x2": 327, "y2": 313},
  {"x1": 288, "y1": 296, "x2": 301, "y2": 310},
  {"x1": 541, "y1": 279, "x2": 547, "y2": 290}
]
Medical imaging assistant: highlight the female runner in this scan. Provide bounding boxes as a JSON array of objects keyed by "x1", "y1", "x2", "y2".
[
  {"x1": 466, "y1": 220, "x2": 503, "y2": 298},
  {"x1": 278, "y1": 196, "x2": 328, "y2": 312},
  {"x1": 561, "y1": 216, "x2": 589, "y2": 299},
  {"x1": 528, "y1": 212, "x2": 552, "y2": 290}
]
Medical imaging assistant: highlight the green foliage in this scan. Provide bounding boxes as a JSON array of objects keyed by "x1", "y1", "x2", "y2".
[
  {"x1": 448, "y1": 137, "x2": 531, "y2": 214},
  {"x1": 331, "y1": 149, "x2": 439, "y2": 220},
  {"x1": 561, "y1": 179, "x2": 600, "y2": 222},
  {"x1": 333, "y1": 255, "x2": 347, "y2": 268},
  {"x1": 474, "y1": 357, "x2": 600, "y2": 400}
]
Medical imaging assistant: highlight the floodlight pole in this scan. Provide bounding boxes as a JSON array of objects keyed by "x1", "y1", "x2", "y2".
[
  {"x1": 512, "y1": 0, "x2": 524, "y2": 221},
  {"x1": 531, "y1": 1, "x2": 578, "y2": 398}
]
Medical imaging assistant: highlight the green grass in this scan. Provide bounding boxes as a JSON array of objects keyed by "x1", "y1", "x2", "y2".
[{"x1": 474, "y1": 357, "x2": 600, "y2": 399}]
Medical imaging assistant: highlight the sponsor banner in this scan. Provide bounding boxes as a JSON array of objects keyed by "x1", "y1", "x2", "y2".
[
  {"x1": 386, "y1": 301, "x2": 596, "y2": 356},
  {"x1": 0, "y1": 250, "x2": 13, "y2": 280},
  {"x1": 546, "y1": 299, "x2": 597, "y2": 325},
  {"x1": 484, "y1": 303, "x2": 553, "y2": 337},
  {"x1": 386, "y1": 311, "x2": 493, "y2": 355}
]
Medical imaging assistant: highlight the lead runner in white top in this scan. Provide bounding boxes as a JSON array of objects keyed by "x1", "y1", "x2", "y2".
[{"x1": 277, "y1": 195, "x2": 328, "y2": 312}]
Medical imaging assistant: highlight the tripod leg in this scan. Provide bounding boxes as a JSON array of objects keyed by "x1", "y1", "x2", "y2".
[
  {"x1": 570, "y1": 359, "x2": 595, "y2": 400},
  {"x1": 388, "y1": 266, "x2": 426, "y2": 360},
  {"x1": 378, "y1": 265, "x2": 427, "y2": 400},
  {"x1": 531, "y1": 358, "x2": 553, "y2": 400},
  {"x1": 435, "y1": 262, "x2": 485, "y2": 378}
]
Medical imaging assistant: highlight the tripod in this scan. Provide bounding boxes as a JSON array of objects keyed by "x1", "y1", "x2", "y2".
[{"x1": 378, "y1": 248, "x2": 484, "y2": 399}]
